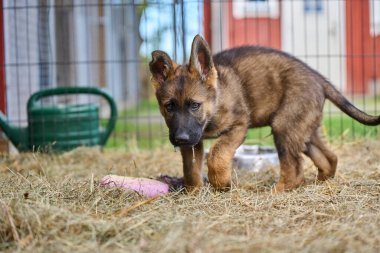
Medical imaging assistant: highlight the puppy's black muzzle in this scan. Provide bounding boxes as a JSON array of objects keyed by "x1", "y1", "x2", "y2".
[
  {"x1": 170, "y1": 129, "x2": 201, "y2": 147},
  {"x1": 167, "y1": 111, "x2": 204, "y2": 147},
  {"x1": 174, "y1": 131, "x2": 191, "y2": 145}
]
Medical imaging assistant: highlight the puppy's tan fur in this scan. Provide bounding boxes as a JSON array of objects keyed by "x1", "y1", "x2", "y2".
[{"x1": 150, "y1": 35, "x2": 380, "y2": 192}]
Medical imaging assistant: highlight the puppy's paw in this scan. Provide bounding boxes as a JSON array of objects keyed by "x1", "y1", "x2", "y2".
[
  {"x1": 208, "y1": 174, "x2": 231, "y2": 191},
  {"x1": 184, "y1": 184, "x2": 203, "y2": 194},
  {"x1": 271, "y1": 178, "x2": 305, "y2": 194}
]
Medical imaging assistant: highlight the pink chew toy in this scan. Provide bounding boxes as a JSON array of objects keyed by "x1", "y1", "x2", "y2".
[{"x1": 100, "y1": 175, "x2": 170, "y2": 197}]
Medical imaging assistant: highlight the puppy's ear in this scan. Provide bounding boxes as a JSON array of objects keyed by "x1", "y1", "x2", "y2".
[
  {"x1": 189, "y1": 35, "x2": 214, "y2": 79},
  {"x1": 149, "y1": 50, "x2": 174, "y2": 89}
]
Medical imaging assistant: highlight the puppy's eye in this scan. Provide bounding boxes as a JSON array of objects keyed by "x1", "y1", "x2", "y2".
[
  {"x1": 165, "y1": 102, "x2": 175, "y2": 112},
  {"x1": 190, "y1": 102, "x2": 201, "y2": 112}
]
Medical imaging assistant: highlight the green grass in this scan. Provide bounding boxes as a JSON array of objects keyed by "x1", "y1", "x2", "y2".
[
  {"x1": 246, "y1": 114, "x2": 380, "y2": 145},
  {"x1": 104, "y1": 99, "x2": 380, "y2": 150},
  {"x1": 120, "y1": 98, "x2": 160, "y2": 117},
  {"x1": 103, "y1": 119, "x2": 167, "y2": 150},
  {"x1": 323, "y1": 113, "x2": 379, "y2": 140}
]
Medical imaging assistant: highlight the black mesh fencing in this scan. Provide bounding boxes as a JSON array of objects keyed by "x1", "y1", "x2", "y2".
[{"x1": 0, "y1": 0, "x2": 379, "y2": 151}]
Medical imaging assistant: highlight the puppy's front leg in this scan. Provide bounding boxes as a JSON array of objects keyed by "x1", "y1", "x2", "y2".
[
  {"x1": 180, "y1": 141, "x2": 204, "y2": 191},
  {"x1": 207, "y1": 123, "x2": 248, "y2": 190}
]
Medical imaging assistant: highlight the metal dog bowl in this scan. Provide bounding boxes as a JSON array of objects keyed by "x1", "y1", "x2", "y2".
[
  {"x1": 233, "y1": 145, "x2": 279, "y2": 172},
  {"x1": 205, "y1": 145, "x2": 279, "y2": 172}
]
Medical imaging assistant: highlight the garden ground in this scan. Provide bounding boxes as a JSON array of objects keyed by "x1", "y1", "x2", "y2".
[{"x1": 0, "y1": 139, "x2": 379, "y2": 252}]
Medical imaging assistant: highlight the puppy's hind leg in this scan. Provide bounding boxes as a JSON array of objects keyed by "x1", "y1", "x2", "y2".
[
  {"x1": 271, "y1": 110, "x2": 317, "y2": 192},
  {"x1": 304, "y1": 129, "x2": 337, "y2": 181},
  {"x1": 272, "y1": 132, "x2": 305, "y2": 193}
]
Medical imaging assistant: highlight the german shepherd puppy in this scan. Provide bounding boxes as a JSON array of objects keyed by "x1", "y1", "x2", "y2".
[{"x1": 149, "y1": 35, "x2": 380, "y2": 192}]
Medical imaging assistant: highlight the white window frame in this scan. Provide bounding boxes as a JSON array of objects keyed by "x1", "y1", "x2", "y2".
[
  {"x1": 370, "y1": 0, "x2": 380, "y2": 36},
  {"x1": 232, "y1": 0, "x2": 280, "y2": 19},
  {"x1": 304, "y1": 0, "x2": 323, "y2": 14}
]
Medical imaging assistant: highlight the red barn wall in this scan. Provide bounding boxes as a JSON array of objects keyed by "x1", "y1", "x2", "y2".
[
  {"x1": 346, "y1": 0, "x2": 380, "y2": 94},
  {"x1": 227, "y1": 0, "x2": 281, "y2": 49}
]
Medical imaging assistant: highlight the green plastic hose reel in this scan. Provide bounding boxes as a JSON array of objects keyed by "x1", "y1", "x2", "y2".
[{"x1": 0, "y1": 86, "x2": 117, "y2": 152}]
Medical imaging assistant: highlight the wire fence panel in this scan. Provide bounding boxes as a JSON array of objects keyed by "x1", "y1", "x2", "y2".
[{"x1": 0, "y1": 0, "x2": 379, "y2": 152}]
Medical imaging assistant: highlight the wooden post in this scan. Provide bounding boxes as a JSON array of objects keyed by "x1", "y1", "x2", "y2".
[
  {"x1": 203, "y1": 0, "x2": 212, "y2": 50},
  {"x1": 0, "y1": 0, "x2": 9, "y2": 153},
  {"x1": 98, "y1": 0, "x2": 106, "y2": 87}
]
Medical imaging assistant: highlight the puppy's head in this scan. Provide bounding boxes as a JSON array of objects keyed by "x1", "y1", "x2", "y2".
[{"x1": 149, "y1": 35, "x2": 218, "y2": 147}]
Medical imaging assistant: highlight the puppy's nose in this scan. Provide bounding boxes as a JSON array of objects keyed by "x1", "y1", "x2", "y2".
[{"x1": 175, "y1": 132, "x2": 190, "y2": 144}]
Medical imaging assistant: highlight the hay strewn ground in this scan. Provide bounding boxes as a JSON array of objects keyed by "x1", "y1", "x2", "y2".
[{"x1": 0, "y1": 140, "x2": 380, "y2": 253}]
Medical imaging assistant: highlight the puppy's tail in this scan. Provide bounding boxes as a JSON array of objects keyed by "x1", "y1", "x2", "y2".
[{"x1": 323, "y1": 81, "x2": 380, "y2": 126}]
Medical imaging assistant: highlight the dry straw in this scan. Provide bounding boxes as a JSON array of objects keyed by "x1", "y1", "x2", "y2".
[{"x1": 0, "y1": 139, "x2": 380, "y2": 253}]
